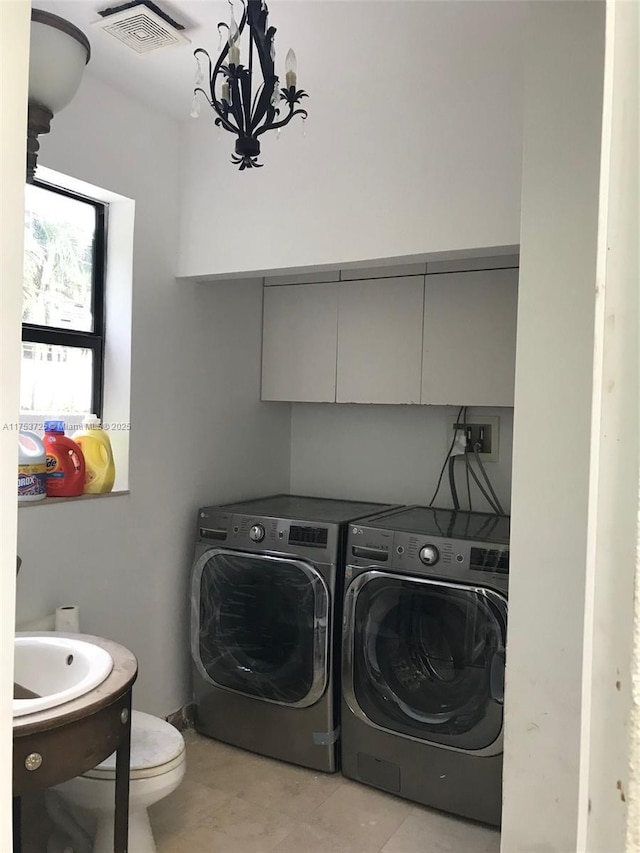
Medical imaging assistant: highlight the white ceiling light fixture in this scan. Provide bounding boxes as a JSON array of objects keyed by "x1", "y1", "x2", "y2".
[
  {"x1": 28, "y1": 9, "x2": 91, "y2": 182},
  {"x1": 95, "y1": 1, "x2": 190, "y2": 55}
]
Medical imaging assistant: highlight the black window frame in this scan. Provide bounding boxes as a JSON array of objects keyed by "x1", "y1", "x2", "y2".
[{"x1": 21, "y1": 180, "x2": 107, "y2": 418}]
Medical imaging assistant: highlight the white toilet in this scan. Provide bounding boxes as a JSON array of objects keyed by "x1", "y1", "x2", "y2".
[{"x1": 46, "y1": 711, "x2": 186, "y2": 853}]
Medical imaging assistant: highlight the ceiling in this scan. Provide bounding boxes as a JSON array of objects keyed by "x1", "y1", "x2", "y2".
[
  {"x1": 33, "y1": 0, "x2": 290, "y2": 120},
  {"x1": 33, "y1": 0, "x2": 525, "y2": 124}
]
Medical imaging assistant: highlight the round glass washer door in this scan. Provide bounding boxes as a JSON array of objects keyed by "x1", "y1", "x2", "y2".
[
  {"x1": 344, "y1": 571, "x2": 507, "y2": 752},
  {"x1": 192, "y1": 548, "x2": 329, "y2": 708}
]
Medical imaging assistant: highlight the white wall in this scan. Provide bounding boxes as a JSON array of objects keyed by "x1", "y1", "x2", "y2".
[
  {"x1": 177, "y1": 1, "x2": 524, "y2": 279},
  {"x1": 290, "y1": 404, "x2": 512, "y2": 512},
  {"x1": 580, "y1": 1, "x2": 639, "y2": 849},
  {"x1": 502, "y1": 3, "x2": 606, "y2": 851},
  {"x1": 0, "y1": 2, "x2": 30, "y2": 847},
  {"x1": 15, "y1": 75, "x2": 291, "y2": 715}
]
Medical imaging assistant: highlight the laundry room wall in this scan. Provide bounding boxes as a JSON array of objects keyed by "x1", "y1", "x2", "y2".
[
  {"x1": 502, "y1": 2, "x2": 608, "y2": 851},
  {"x1": 289, "y1": 405, "x2": 513, "y2": 512},
  {"x1": 15, "y1": 73, "x2": 292, "y2": 716},
  {"x1": 1, "y1": 4, "x2": 30, "y2": 847},
  {"x1": 177, "y1": 1, "x2": 525, "y2": 279}
]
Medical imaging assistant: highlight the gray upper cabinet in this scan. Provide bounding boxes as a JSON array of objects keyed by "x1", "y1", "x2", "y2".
[
  {"x1": 261, "y1": 282, "x2": 338, "y2": 402},
  {"x1": 421, "y1": 268, "x2": 518, "y2": 406},
  {"x1": 336, "y1": 276, "x2": 425, "y2": 404}
]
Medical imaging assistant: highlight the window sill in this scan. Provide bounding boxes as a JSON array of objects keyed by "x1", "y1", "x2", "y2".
[{"x1": 18, "y1": 490, "x2": 130, "y2": 508}]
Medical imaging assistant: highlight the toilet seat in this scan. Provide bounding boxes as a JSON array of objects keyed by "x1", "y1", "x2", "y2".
[{"x1": 83, "y1": 711, "x2": 186, "y2": 781}]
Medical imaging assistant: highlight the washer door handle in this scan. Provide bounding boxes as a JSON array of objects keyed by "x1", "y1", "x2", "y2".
[{"x1": 490, "y1": 649, "x2": 505, "y2": 704}]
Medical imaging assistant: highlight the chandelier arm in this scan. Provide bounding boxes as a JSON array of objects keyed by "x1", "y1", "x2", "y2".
[
  {"x1": 254, "y1": 27, "x2": 277, "y2": 80},
  {"x1": 255, "y1": 101, "x2": 307, "y2": 136},
  {"x1": 210, "y1": 46, "x2": 229, "y2": 88},
  {"x1": 193, "y1": 85, "x2": 239, "y2": 134},
  {"x1": 250, "y1": 80, "x2": 266, "y2": 117},
  {"x1": 195, "y1": 47, "x2": 231, "y2": 125},
  {"x1": 248, "y1": 1, "x2": 276, "y2": 81},
  {"x1": 194, "y1": 48, "x2": 213, "y2": 85},
  {"x1": 228, "y1": 74, "x2": 247, "y2": 135},
  {"x1": 192, "y1": 84, "x2": 213, "y2": 108},
  {"x1": 250, "y1": 77, "x2": 277, "y2": 133},
  {"x1": 241, "y1": 69, "x2": 253, "y2": 138},
  {"x1": 213, "y1": 109, "x2": 240, "y2": 135}
]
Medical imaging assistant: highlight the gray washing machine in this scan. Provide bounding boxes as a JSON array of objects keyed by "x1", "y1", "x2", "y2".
[
  {"x1": 190, "y1": 494, "x2": 399, "y2": 773},
  {"x1": 341, "y1": 506, "x2": 509, "y2": 825}
]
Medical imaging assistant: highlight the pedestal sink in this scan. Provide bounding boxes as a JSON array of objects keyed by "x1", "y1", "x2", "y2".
[
  {"x1": 13, "y1": 633, "x2": 114, "y2": 718},
  {"x1": 13, "y1": 632, "x2": 137, "y2": 853}
]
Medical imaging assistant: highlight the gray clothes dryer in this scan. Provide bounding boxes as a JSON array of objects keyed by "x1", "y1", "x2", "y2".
[
  {"x1": 190, "y1": 494, "x2": 399, "y2": 773},
  {"x1": 341, "y1": 506, "x2": 509, "y2": 824}
]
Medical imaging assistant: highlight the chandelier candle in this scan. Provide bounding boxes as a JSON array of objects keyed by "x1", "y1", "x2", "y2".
[
  {"x1": 193, "y1": 0, "x2": 309, "y2": 169},
  {"x1": 285, "y1": 49, "x2": 297, "y2": 90}
]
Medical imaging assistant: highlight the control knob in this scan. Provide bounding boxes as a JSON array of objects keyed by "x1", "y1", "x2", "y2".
[
  {"x1": 419, "y1": 544, "x2": 440, "y2": 566},
  {"x1": 249, "y1": 524, "x2": 266, "y2": 543}
]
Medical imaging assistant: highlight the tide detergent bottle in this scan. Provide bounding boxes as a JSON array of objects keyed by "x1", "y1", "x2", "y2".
[
  {"x1": 71, "y1": 414, "x2": 115, "y2": 494},
  {"x1": 43, "y1": 421, "x2": 85, "y2": 497}
]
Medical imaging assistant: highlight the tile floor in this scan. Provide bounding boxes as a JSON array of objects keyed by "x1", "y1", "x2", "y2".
[
  {"x1": 151, "y1": 730, "x2": 500, "y2": 853},
  {"x1": 20, "y1": 729, "x2": 501, "y2": 853}
]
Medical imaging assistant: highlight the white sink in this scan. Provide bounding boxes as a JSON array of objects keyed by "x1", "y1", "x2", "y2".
[{"x1": 14, "y1": 633, "x2": 114, "y2": 718}]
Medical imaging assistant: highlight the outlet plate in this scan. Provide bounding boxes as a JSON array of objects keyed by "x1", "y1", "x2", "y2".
[{"x1": 449, "y1": 415, "x2": 500, "y2": 463}]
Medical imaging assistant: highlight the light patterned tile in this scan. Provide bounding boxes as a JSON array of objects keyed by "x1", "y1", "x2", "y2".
[
  {"x1": 156, "y1": 822, "x2": 221, "y2": 853},
  {"x1": 183, "y1": 732, "x2": 274, "y2": 794},
  {"x1": 157, "y1": 822, "x2": 284, "y2": 853},
  {"x1": 149, "y1": 776, "x2": 233, "y2": 839},
  {"x1": 276, "y1": 820, "x2": 366, "y2": 853},
  {"x1": 381, "y1": 808, "x2": 500, "y2": 853},
  {"x1": 237, "y1": 758, "x2": 343, "y2": 819},
  {"x1": 199, "y1": 793, "x2": 296, "y2": 851},
  {"x1": 308, "y1": 779, "x2": 411, "y2": 852},
  {"x1": 154, "y1": 731, "x2": 502, "y2": 853}
]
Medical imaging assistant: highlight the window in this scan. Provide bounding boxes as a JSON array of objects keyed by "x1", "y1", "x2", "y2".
[{"x1": 21, "y1": 181, "x2": 106, "y2": 417}]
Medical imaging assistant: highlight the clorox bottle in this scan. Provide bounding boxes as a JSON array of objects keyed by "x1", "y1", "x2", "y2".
[
  {"x1": 72, "y1": 414, "x2": 115, "y2": 494},
  {"x1": 18, "y1": 431, "x2": 47, "y2": 502},
  {"x1": 43, "y1": 421, "x2": 85, "y2": 497}
]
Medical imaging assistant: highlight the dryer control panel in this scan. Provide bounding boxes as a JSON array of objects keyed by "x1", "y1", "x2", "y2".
[{"x1": 347, "y1": 524, "x2": 509, "y2": 593}]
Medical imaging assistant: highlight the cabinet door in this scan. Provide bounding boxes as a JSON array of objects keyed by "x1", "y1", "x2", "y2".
[
  {"x1": 261, "y1": 282, "x2": 338, "y2": 402},
  {"x1": 336, "y1": 276, "x2": 424, "y2": 404},
  {"x1": 421, "y1": 268, "x2": 518, "y2": 406}
]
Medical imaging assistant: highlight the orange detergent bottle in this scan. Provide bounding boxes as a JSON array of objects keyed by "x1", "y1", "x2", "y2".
[
  {"x1": 72, "y1": 414, "x2": 115, "y2": 494},
  {"x1": 43, "y1": 420, "x2": 85, "y2": 497}
]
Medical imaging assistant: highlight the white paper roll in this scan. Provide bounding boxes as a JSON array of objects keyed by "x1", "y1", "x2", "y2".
[{"x1": 55, "y1": 605, "x2": 80, "y2": 633}]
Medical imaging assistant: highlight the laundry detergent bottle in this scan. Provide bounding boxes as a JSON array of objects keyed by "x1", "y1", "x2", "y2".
[
  {"x1": 18, "y1": 431, "x2": 47, "y2": 502},
  {"x1": 71, "y1": 414, "x2": 115, "y2": 494},
  {"x1": 43, "y1": 420, "x2": 85, "y2": 497}
]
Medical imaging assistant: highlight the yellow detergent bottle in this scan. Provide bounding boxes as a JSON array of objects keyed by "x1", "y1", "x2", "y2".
[{"x1": 72, "y1": 414, "x2": 116, "y2": 494}]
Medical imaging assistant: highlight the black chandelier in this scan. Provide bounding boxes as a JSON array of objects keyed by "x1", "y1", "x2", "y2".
[{"x1": 192, "y1": 0, "x2": 308, "y2": 170}]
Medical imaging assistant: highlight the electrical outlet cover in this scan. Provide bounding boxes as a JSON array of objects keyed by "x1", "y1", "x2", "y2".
[{"x1": 448, "y1": 415, "x2": 500, "y2": 463}]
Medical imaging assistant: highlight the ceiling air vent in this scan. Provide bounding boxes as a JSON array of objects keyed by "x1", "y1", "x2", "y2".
[{"x1": 96, "y1": 1, "x2": 190, "y2": 54}]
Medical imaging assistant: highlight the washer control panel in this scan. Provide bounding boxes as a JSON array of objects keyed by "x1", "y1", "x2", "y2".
[{"x1": 197, "y1": 507, "x2": 339, "y2": 562}]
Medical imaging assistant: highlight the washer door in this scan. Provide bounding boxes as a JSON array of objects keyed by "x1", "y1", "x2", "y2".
[
  {"x1": 343, "y1": 571, "x2": 507, "y2": 754},
  {"x1": 191, "y1": 548, "x2": 329, "y2": 708}
]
